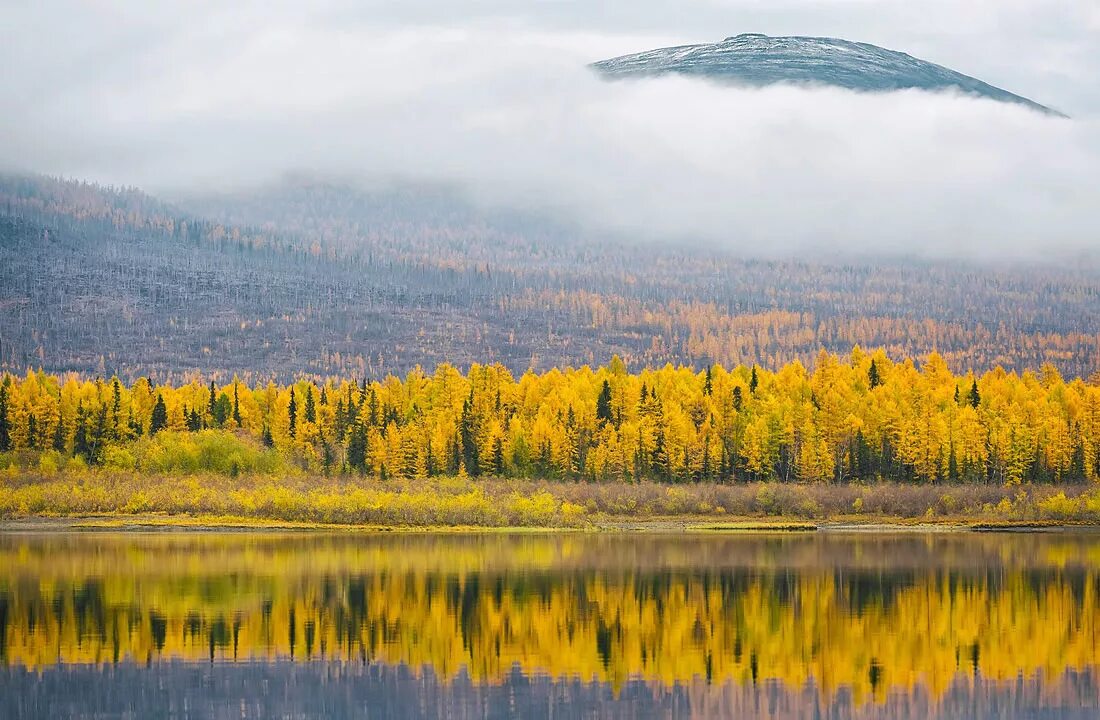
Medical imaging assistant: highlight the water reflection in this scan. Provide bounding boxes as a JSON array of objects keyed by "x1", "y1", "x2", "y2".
[{"x1": 2, "y1": 531, "x2": 1099, "y2": 719}]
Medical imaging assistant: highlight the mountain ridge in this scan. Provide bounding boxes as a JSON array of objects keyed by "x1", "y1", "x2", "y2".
[{"x1": 592, "y1": 33, "x2": 1064, "y2": 117}]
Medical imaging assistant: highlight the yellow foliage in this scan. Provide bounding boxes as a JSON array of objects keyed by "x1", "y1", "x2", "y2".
[{"x1": 0, "y1": 350, "x2": 1097, "y2": 498}]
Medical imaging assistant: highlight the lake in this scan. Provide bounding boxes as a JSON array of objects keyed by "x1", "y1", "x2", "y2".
[{"x1": 1, "y1": 529, "x2": 1098, "y2": 719}]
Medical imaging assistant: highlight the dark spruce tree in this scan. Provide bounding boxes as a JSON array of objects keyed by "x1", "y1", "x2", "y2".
[
  {"x1": 73, "y1": 403, "x2": 91, "y2": 459},
  {"x1": 89, "y1": 404, "x2": 108, "y2": 463},
  {"x1": 305, "y1": 386, "x2": 316, "y2": 424},
  {"x1": 53, "y1": 411, "x2": 66, "y2": 452},
  {"x1": 596, "y1": 380, "x2": 614, "y2": 425},
  {"x1": 346, "y1": 422, "x2": 367, "y2": 473},
  {"x1": 425, "y1": 437, "x2": 436, "y2": 476},
  {"x1": 232, "y1": 382, "x2": 242, "y2": 427},
  {"x1": 150, "y1": 394, "x2": 168, "y2": 435},
  {"x1": 749, "y1": 366, "x2": 759, "y2": 395},
  {"x1": 111, "y1": 377, "x2": 123, "y2": 439},
  {"x1": 0, "y1": 382, "x2": 10, "y2": 452},
  {"x1": 868, "y1": 359, "x2": 881, "y2": 389},
  {"x1": 460, "y1": 394, "x2": 480, "y2": 476},
  {"x1": 212, "y1": 393, "x2": 232, "y2": 427},
  {"x1": 288, "y1": 388, "x2": 297, "y2": 438},
  {"x1": 970, "y1": 380, "x2": 981, "y2": 408}
]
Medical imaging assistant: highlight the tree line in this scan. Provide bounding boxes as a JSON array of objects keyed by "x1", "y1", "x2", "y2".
[{"x1": 2, "y1": 347, "x2": 1099, "y2": 485}]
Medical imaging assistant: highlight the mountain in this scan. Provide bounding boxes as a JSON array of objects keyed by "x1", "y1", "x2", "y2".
[
  {"x1": 591, "y1": 33, "x2": 1063, "y2": 116},
  {"x1": 2, "y1": 173, "x2": 1099, "y2": 379}
]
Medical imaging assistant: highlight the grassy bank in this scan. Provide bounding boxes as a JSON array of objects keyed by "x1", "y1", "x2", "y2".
[{"x1": 3, "y1": 470, "x2": 1100, "y2": 528}]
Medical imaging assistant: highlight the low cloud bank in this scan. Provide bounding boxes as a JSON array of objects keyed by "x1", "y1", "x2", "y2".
[{"x1": 1, "y1": 3, "x2": 1097, "y2": 260}]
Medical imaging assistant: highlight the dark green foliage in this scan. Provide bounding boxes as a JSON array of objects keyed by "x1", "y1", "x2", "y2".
[
  {"x1": 0, "y1": 383, "x2": 10, "y2": 452},
  {"x1": 212, "y1": 393, "x2": 232, "y2": 428},
  {"x1": 73, "y1": 403, "x2": 91, "y2": 459},
  {"x1": 425, "y1": 437, "x2": 436, "y2": 477},
  {"x1": 868, "y1": 359, "x2": 881, "y2": 389},
  {"x1": 304, "y1": 386, "x2": 316, "y2": 424},
  {"x1": 969, "y1": 380, "x2": 981, "y2": 408},
  {"x1": 186, "y1": 407, "x2": 203, "y2": 432},
  {"x1": 232, "y1": 383, "x2": 242, "y2": 427},
  {"x1": 53, "y1": 411, "x2": 66, "y2": 452},
  {"x1": 651, "y1": 427, "x2": 669, "y2": 481},
  {"x1": 749, "y1": 366, "x2": 759, "y2": 395},
  {"x1": 111, "y1": 377, "x2": 123, "y2": 439},
  {"x1": 288, "y1": 388, "x2": 297, "y2": 438},
  {"x1": 368, "y1": 388, "x2": 378, "y2": 427},
  {"x1": 150, "y1": 394, "x2": 168, "y2": 435},
  {"x1": 347, "y1": 423, "x2": 367, "y2": 472},
  {"x1": 89, "y1": 404, "x2": 108, "y2": 463},
  {"x1": 460, "y1": 394, "x2": 479, "y2": 476}
]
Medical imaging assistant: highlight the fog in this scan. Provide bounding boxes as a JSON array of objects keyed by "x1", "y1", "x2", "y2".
[{"x1": 1, "y1": 0, "x2": 1098, "y2": 260}]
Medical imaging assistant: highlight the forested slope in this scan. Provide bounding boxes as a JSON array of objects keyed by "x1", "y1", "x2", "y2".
[{"x1": 1, "y1": 174, "x2": 1098, "y2": 379}]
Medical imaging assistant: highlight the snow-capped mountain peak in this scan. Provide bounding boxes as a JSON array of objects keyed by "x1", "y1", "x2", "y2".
[{"x1": 591, "y1": 34, "x2": 1063, "y2": 116}]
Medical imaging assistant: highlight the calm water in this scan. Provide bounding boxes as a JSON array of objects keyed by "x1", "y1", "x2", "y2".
[{"x1": 2, "y1": 530, "x2": 1099, "y2": 719}]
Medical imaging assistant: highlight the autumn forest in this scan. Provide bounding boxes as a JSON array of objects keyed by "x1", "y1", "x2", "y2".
[{"x1": 2, "y1": 348, "x2": 1099, "y2": 489}]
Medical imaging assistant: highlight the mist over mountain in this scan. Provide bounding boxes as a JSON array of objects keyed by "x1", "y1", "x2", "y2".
[
  {"x1": 2, "y1": 2, "x2": 1097, "y2": 262},
  {"x1": 592, "y1": 33, "x2": 1063, "y2": 116}
]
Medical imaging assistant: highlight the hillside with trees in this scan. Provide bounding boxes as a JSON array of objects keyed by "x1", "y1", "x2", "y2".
[{"x1": 1, "y1": 174, "x2": 1098, "y2": 380}]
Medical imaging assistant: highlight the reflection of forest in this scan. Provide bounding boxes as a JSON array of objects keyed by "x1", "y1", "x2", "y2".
[
  {"x1": 2, "y1": 663, "x2": 1097, "y2": 720},
  {"x1": 2, "y1": 533, "x2": 1100, "y2": 709}
]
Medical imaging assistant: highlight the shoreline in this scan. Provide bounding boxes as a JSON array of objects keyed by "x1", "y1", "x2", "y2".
[{"x1": 2, "y1": 514, "x2": 1097, "y2": 534}]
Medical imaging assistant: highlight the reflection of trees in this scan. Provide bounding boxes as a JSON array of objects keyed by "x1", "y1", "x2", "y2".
[{"x1": 3, "y1": 562, "x2": 1099, "y2": 706}]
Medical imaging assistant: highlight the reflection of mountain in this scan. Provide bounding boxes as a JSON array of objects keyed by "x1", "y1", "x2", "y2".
[
  {"x1": 2, "y1": 663, "x2": 1097, "y2": 720},
  {"x1": 3, "y1": 532, "x2": 1100, "y2": 711}
]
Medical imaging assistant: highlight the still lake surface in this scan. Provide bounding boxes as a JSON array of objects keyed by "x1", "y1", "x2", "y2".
[{"x1": 1, "y1": 529, "x2": 1099, "y2": 719}]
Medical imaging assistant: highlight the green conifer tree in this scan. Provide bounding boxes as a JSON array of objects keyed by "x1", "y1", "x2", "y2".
[
  {"x1": 150, "y1": 394, "x2": 168, "y2": 435},
  {"x1": 288, "y1": 388, "x2": 297, "y2": 438},
  {"x1": 0, "y1": 383, "x2": 10, "y2": 452}
]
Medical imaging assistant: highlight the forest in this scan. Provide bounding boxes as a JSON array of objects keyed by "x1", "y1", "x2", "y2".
[
  {"x1": 2, "y1": 348, "x2": 1099, "y2": 485},
  {"x1": 2, "y1": 174, "x2": 1099, "y2": 380}
]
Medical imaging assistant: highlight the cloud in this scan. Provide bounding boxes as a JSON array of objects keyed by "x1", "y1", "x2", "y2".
[{"x1": 0, "y1": 1, "x2": 1098, "y2": 261}]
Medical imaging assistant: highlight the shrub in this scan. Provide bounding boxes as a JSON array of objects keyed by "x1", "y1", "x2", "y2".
[
  {"x1": 131, "y1": 431, "x2": 284, "y2": 475},
  {"x1": 1038, "y1": 492, "x2": 1080, "y2": 519},
  {"x1": 102, "y1": 447, "x2": 136, "y2": 471},
  {"x1": 38, "y1": 451, "x2": 61, "y2": 476},
  {"x1": 754, "y1": 484, "x2": 779, "y2": 515}
]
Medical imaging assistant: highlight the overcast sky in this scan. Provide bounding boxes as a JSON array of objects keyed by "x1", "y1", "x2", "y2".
[{"x1": 1, "y1": 0, "x2": 1098, "y2": 259}]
